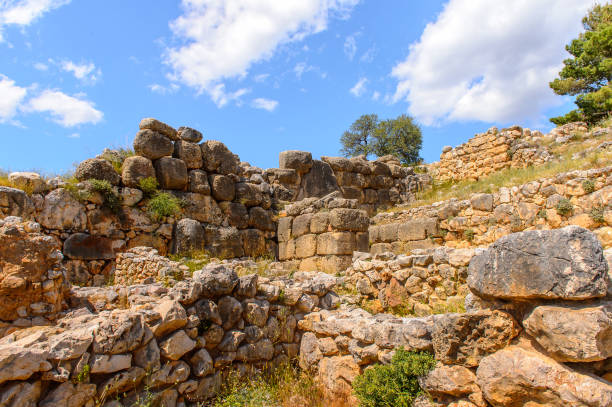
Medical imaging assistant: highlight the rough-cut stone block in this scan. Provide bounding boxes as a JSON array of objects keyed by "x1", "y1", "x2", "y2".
[
  {"x1": 174, "y1": 140, "x2": 203, "y2": 169},
  {"x1": 329, "y1": 208, "x2": 369, "y2": 232},
  {"x1": 63, "y1": 233, "x2": 114, "y2": 260},
  {"x1": 172, "y1": 218, "x2": 204, "y2": 254},
  {"x1": 468, "y1": 226, "x2": 609, "y2": 300},
  {"x1": 279, "y1": 150, "x2": 313, "y2": 174},
  {"x1": 379, "y1": 223, "x2": 399, "y2": 243},
  {"x1": 295, "y1": 234, "x2": 317, "y2": 258},
  {"x1": 140, "y1": 118, "x2": 178, "y2": 140},
  {"x1": 154, "y1": 157, "x2": 188, "y2": 190},
  {"x1": 398, "y1": 218, "x2": 438, "y2": 241},
  {"x1": 297, "y1": 160, "x2": 340, "y2": 200},
  {"x1": 75, "y1": 158, "x2": 121, "y2": 185},
  {"x1": 200, "y1": 140, "x2": 240, "y2": 175},
  {"x1": 310, "y1": 212, "x2": 330, "y2": 233},
  {"x1": 122, "y1": 156, "x2": 156, "y2": 188},
  {"x1": 209, "y1": 174, "x2": 235, "y2": 201},
  {"x1": 317, "y1": 232, "x2": 356, "y2": 255},
  {"x1": 134, "y1": 129, "x2": 174, "y2": 159},
  {"x1": 292, "y1": 213, "x2": 313, "y2": 238},
  {"x1": 277, "y1": 217, "x2": 292, "y2": 242}
]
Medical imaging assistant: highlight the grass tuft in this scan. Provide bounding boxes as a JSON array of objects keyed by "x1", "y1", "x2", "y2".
[{"x1": 147, "y1": 192, "x2": 182, "y2": 221}]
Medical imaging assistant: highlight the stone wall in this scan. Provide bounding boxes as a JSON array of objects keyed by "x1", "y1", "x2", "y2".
[
  {"x1": 343, "y1": 248, "x2": 477, "y2": 316},
  {"x1": 371, "y1": 165, "x2": 612, "y2": 252},
  {"x1": 299, "y1": 226, "x2": 612, "y2": 406},
  {"x1": 0, "y1": 228, "x2": 340, "y2": 405},
  {"x1": 266, "y1": 150, "x2": 429, "y2": 215},
  {"x1": 427, "y1": 123, "x2": 589, "y2": 181},
  {"x1": 277, "y1": 195, "x2": 370, "y2": 273}
]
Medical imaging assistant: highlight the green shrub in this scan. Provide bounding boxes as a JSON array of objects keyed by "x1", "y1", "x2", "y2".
[
  {"x1": 87, "y1": 179, "x2": 121, "y2": 213},
  {"x1": 147, "y1": 192, "x2": 181, "y2": 221},
  {"x1": 138, "y1": 176, "x2": 159, "y2": 197},
  {"x1": 582, "y1": 179, "x2": 596, "y2": 194},
  {"x1": 590, "y1": 206, "x2": 605, "y2": 224},
  {"x1": 537, "y1": 208, "x2": 548, "y2": 220},
  {"x1": 353, "y1": 349, "x2": 436, "y2": 407},
  {"x1": 556, "y1": 198, "x2": 574, "y2": 216},
  {"x1": 464, "y1": 228, "x2": 475, "y2": 242}
]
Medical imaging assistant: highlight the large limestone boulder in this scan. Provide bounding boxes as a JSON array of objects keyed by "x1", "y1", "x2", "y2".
[
  {"x1": 38, "y1": 188, "x2": 87, "y2": 231},
  {"x1": 0, "y1": 186, "x2": 33, "y2": 218},
  {"x1": 468, "y1": 226, "x2": 609, "y2": 300},
  {"x1": 75, "y1": 158, "x2": 121, "y2": 185},
  {"x1": 139, "y1": 118, "x2": 178, "y2": 140},
  {"x1": 477, "y1": 346, "x2": 612, "y2": 406},
  {"x1": 317, "y1": 355, "x2": 360, "y2": 406},
  {"x1": 523, "y1": 302, "x2": 612, "y2": 362},
  {"x1": 134, "y1": 129, "x2": 174, "y2": 160},
  {"x1": 121, "y1": 156, "x2": 155, "y2": 188},
  {"x1": 297, "y1": 160, "x2": 340, "y2": 200},
  {"x1": 209, "y1": 174, "x2": 235, "y2": 201},
  {"x1": 178, "y1": 126, "x2": 203, "y2": 143},
  {"x1": 8, "y1": 172, "x2": 46, "y2": 194},
  {"x1": 0, "y1": 347, "x2": 51, "y2": 385},
  {"x1": 174, "y1": 140, "x2": 203, "y2": 169},
  {"x1": 432, "y1": 311, "x2": 519, "y2": 367},
  {"x1": 0, "y1": 221, "x2": 65, "y2": 320},
  {"x1": 172, "y1": 218, "x2": 205, "y2": 254},
  {"x1": 200, "y1": 140, "x2": 240, "y2": 175},
  {"x1": 154, "y1": 157, "x2": 188, "y2": 190},
  {"x1": 279, "y1": 150, "x2": 313, "y2": 174},
  {"x1": 63, "y1": 233, "x2": 115, "y2": 260}
]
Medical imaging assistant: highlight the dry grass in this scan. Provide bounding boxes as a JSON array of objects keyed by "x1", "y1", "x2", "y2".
[
  {"x1": 391, "y1": 144, "x2": 612, "y2": 212},
  {"x1": 210, "y1": 361, "x2": 324, "y2": 407}
]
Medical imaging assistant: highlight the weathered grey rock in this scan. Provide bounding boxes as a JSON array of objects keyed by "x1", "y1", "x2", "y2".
[
  {"x1": 134, "y1": 129, "x2": 174, "y2": 159},
  {"x1": 248, "y1": 207, "x2": 274, "y2": 231},
  {"x1": 188, "y1": 169, "x2": 211, "y2": 195},
  {"x1": 75, "y1": 158, "x2": 121, "y2": 185},
  {"x1": 178, "y1": 193, "x2": 222, "y2": 224},
  {"x1": 204, "y1": 226, "x2": 244, "y2": 258},
  {"x1": 120, "y1": 187, "x2": 143, "y2": 206},
  {"x1": 468, "y1": 226, "x2": 609, "y2": 300},
  {"x1": 97, "y1": 366, "x2": 145, "y2": 396},
  {"x1": 39, "y1": 381, "x2": 96, "y2": 407},
  {"x1": 279, "y1": 150, "x2": 313, "y2": 174},
  {"x1": 8, "y1": 172, "x2": 46, "y2": 194},
  {"x1": 209, "y1": 174, "x2": 235, "y2": 201},
  {"x1": 174, "y1": 140, "x2": 203, "y2": 169},
  {"x1": 178, "y1": 126, "x2": 203, "y2": 143},
  {"x1": 218, "y1": 296, "x2": 243, "y2": 330},
  {"x1": 90, "y1": 353, "x2": 132, "y2": 374},
  {"x1": 477, "y1": 346, "x2": 612, "y2": 407},
  {"x1": 470, "y1": 193, "x2": 494, "y2": 212},
  {"x1": 0, "y1": 187, "x2": 33, "y2": 217},
  {"x1": 140, "y1": 118, "x2": 178, "y2": 140},
  {"x1": 234, "y1": 182, "x2": 263, "y2": 207},
  {"x1": 190, "y1": 348, "x2": 213, "y2": 377},
  {"x1": 92, "y1": 311, "x2": 146, "y2": 354},
  {"x1": 235, "y1": 338, "x2": 274, "y2": 362},
  {"x1": 159, "y1": 330, "x2": 195, "y2": 360},
  {"x1": 193, "y1": 265, "x2": 239, "y2": 297},
  {"x1": 38, "y1": 188, "x2": 87, "y2": 231},
  {"x1": 63, "y1": 233, "x2": 115, "y2": 260},
  {"x1": 121, "y1": 156, "x2": 156, "y2": 188},
  {"x1": 242, "y1": 299, "x2": 270, "y2": 327},
  {"x1": 200, "y1": 140, "x2": 240, "y2": 175},
  {"x1": 418, "y1": 363, "x2": 479, "y2": 397},
  {"x1": 172, "y1": 218, "x2": 205, "y2": 254},
  {"x1": 151, "y1": 299, "x2": 188, "y2": 338},
  {"x1": 133, "y1": 339, "x2": 160, "y2": 371},
  {"x1": 432, "y1": 311, "x2": 519, "y2": 366},
  {"x1": 0, "y1": 347, "x2": 51, "y2": 385},
  {"x1": 297, "y1": 160, "x2": 340, "y2": 200},
  {"x1": 299, "y1": 332, "x2": 322, "y2": 370},
  {"x1": 523, "y1": 302, "x2": 612, "y2": 362},
  {"x1": 329, "y1": 208, "x2": 369, "y2": 232},
  {"x1": 154, "y1": 157, "x2": 188, "y2": 190}
]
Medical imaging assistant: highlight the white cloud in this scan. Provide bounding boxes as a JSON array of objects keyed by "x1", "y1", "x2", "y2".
[
  {"x1": 251, "y1": 97, "x2": 279, "y2": 112},
  {"x1": 344, "y1": 34, "x2": 357, "y2": 60},
  {"x1": 294, "y1": 62, "x2": 314, "y2": 79},
  {"x1": 60, "y1": 60, "x2": 101, "y2": 83},
  {"x1": 68, "y1": 132, "x2": 79, "y2": 138},
  {"x1": 165, "y1": 0, "x2": 359, "y2": 105},
  {"x1": 209, "y1": 84, "x2": 250, "y2": 107},
  {"x1": 372, "y1": 91, "x2": 380, "y2": 101},
  {"x1": 149, "y1": 83, "x2": 179, "y2": 95},
  {"x1": 27, "y1": 90, "x2": 103, "y2": 126},
  {"x1": 0, "y1": 0, "x2": 71, "y2": 41},
  {"x1": 0, "y1": 74, "x2": 27, "y2": 123},
  {"x1": 360, "y1": 46, "x2": 375, "y2": 63},
  {"x1": 349, "y1": 77, "x2": 367, "y2": 97},
  {"x1": 33, "y1": 62, "x2": 48, "y2": 71},
  {"x1": 254, "y1": 73, "x2": 269, "y2": 83},
  {"x1": 391, "y1": 0, "x2": 594, "y2": 125}
]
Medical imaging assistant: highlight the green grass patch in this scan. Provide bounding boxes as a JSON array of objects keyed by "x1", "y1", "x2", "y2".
[
  {"x1": 87, "y1": 179, "x2": 121, "y2": 213},
  {"x1": 147, "y1": 192, "x2": 182, "y2": 221},
  {"x1": 556, "y1": 198, "x2": 574, "y2": 216},
  {"x1": 353, "y1": 349, "x2": 436, "y2": 407},
  {"x1": 138, "y1": 176, "x2": 159, "y2": 198}
]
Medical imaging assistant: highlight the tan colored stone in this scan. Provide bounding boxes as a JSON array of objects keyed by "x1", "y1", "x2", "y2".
[{"x1": 295, "y1": 234, "x2": 317, "y2": 258}]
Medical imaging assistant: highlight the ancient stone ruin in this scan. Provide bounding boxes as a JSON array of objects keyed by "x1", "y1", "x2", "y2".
[{"x1": 0, "y1": 117, "x2": 610, "y2": 406}]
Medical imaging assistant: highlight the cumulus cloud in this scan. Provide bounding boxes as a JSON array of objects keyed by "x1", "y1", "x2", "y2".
[
  {"x1": 251, "y1": 97, "x2": 278, "y2": 111},
  {"x1": 344, "y1": 33, "x2": 357, "y2": 60},
  {"x1": 149, "y1": 83, "x2": 179, "y2": 95},
  {"x1": 60, "y1": 60, "x2": 101, "y2": 83},
  {"x1": 391, "y1": 0, "x2": 594, "y2": 125},
  {"x1": 0, "y1": 0, "x2": 71, "y2": 41},
  {"x1": 0, "y1": 74, "x2": 27, "y2": 123},
  {"x1": 349, "y1": 77, "x2": 367, "y2": 97},
  {"x1": 27, "y1": 90, "x2": 103, "y2": 126},
  {"x1": 165, "y1": 0, "x2": 359, "y2": 106}
]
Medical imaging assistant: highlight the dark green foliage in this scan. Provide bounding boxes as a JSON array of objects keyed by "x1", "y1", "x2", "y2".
[
  {"x1": 340, "y1": 114, "x2": 423, "y2": 165},
  {"x1": 147, "y1": 192, "x2": 181, "y2": 221},
  {"x1": 353, "y1": 349, "x2": 436, "y2": 407},
  {"x1": 556, "y1": 198, "x2": 574, "y2": 216},
  {"x1": 87, "y1": 179, "x2": 121, "y2": 213},
  {"x1": 138, "y1": 176, "x2": 159, "y2": 198},
  {"x1": 582, "y1": 179, "x2": 596, "y2": 193},
  {"x1": 590, "y1": 206, "x2": 605, "y2": 223},
  {"x1": 550, "y1": 4, "x2": 612, "y2": 125}
]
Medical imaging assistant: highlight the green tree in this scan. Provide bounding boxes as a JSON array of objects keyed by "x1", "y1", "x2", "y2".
[
  {"x1": 340, "y1": 114, "x2": 379, "y2": 158},
  {"x1": 374, "y1": 114, "x2": 422, "y2": 165},
  {"x1": 550, "y1": 4, "x2": 612, "y2": 125}
]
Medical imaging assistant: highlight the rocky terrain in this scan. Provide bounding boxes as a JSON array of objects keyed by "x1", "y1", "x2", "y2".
[{"x1": 0, "y1": 118, "x2": 610, "y2": 406}]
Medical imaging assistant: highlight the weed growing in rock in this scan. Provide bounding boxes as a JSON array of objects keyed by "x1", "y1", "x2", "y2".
[
  {"x1": 353, "y1": 348, "x2": 436, "y2": 407},
  {"x1": 464, "y1": 228, "x2": 475, "y2": 242},
  {"x1": 582, "y1": 179, "x2": 596, "y2": 194},
  {"x1": 590, "y1": 206, "x2": 605, "y2": 224},
  {"x1": 76, "y1": 364, "x2": 90, "y2": 383},
  {"x1": 556, "y1": 198, "x2": 574, "y2": 216},
  {"x1": 138, "y1": 176, "x2": 159, "y2": 198},
  {"x1": 88, "y1": 179, "x2": 121, "y2": 213},
  {"x1": 147, "y1": 192, "x2": 181, "y2": 221}
]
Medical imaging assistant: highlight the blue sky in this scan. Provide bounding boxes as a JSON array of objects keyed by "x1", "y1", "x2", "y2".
[{"x1": 0, "y1": 0, "x2": 595, "y2": 174}]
